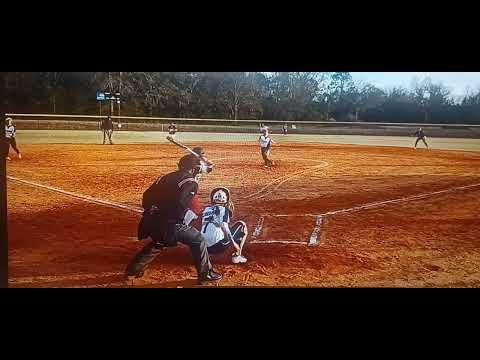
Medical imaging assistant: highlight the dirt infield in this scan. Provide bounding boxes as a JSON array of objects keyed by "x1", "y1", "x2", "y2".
[{"x1": 7, "y1": 141, "x2": 480, "y2": 287}]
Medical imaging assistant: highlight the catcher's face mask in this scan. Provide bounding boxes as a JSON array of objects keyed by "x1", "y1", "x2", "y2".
[{"x1": 210, "y1": 187, "x2": 230, "y2": 204}]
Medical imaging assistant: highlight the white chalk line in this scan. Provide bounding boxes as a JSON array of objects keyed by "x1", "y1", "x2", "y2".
[
  {"x1": 10, "y1": 176, "x2": 480, "y2": 247},
  {"x1": 308, "y1": 215, "x2": 323, "y2": 246},
  {"x1": 252, "y1": 216, "x2": 265, "y2": 238},
  {"x1": 240, "y1": 160, "x2": 330, "y2": 201},
  {"x1": 251, "y1": 240, "x2": 307, "y2": 245},
  {"x1": 7, "y1": 176, "x2": 143, "y2": 214},
  {"x1": 264, "y1": 182, "x2": 480, "y2": 218},
  {"x1": 241, "y1": 161, "x2": 327, "y2": 200},
  {"x1": 9, "y1": 271, "x2": 122, "y2": 285},
  {"x1": 252, "y1": 181, "x2": 480, "y2": 246},
  {"x1": 212, "y1": 155, "x2": 326, "y2": 166},
  {"x1": 321, "y1": 182, "x2": 480, "y2": 217},
  {"x1": 239, "y1": 156, "x2": 329, "y2": 201},
  {"x1": 7, "y1": 175, "x2": 314, "y2": 247},
  {"x1": 264, "y1": 162, "x2": 330, "y2": 200}
]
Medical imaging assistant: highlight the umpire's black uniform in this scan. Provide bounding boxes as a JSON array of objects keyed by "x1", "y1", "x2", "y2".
[
  {"x1": 101, "y1": 116, "x2": 114, "y2": 144},
  {"x1": 126, "y1": 155, "x2": 220, "y2": 283}
]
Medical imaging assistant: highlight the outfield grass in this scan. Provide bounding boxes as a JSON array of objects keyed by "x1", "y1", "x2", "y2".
[{"x1": 14, "y1": 130, "x2": 480, "y2": 152}]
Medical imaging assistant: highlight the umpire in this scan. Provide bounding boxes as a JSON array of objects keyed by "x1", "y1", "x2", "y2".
[
  {"x1": 101, "y1": 116, "x2": 114, "y2": 145},
  {"x1": 126, "y1": 154, "x2": 222, "y2": 284}
]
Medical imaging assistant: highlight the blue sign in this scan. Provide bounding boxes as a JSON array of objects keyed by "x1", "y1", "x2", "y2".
[{"x1": 96, "y1": 91, "x2": 106, "y2": 101}]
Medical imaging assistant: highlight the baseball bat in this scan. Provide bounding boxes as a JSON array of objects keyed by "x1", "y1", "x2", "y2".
[
  {"x1": 166, "y1": 136, "x2": 215, "y2": 171},
  {"x1": 166, "y1": 136, "x2": 200, "y2": 158}
]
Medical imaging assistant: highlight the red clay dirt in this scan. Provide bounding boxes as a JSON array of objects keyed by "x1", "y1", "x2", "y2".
[{"x1": 6, "y1": 142, "x2": 480, "y2": 287}]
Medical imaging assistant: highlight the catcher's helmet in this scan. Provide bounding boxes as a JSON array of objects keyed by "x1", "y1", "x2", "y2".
[
  {"x1": 210, "y1": 187, "x2": 230, "y2": 204},
  {"x1": 212, "y1": 190, "x2": 228, "y2": 204},
  {"x1": 178, "y1": 154, "x2": 201, "y2": 172}
]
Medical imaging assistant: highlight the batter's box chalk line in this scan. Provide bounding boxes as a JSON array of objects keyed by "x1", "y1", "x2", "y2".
[
  {"x1": 308, "y1": 216, "x2": 323, "y2": 246},
  {"x1": 252, "y1": 181, "x2": 480, "y2": 246},
  {"x1": 252, "y1": 216, "x2": 265, "y2": 238},
  {"x1": 9, "y1": 175, "x2": 480, "y2": 247}
]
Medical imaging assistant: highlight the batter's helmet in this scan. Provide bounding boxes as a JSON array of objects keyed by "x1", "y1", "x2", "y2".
[
  {"x1": 192, "y1": 147, "x2": 205, "y2": 156},
  {"x1": 178, "y1": 154, "x2": 201, "y2": 172}
]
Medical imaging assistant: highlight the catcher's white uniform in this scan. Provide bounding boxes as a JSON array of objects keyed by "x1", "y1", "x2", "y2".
[{"x1": 201, "y1": 205, "x2": 231, "y2": 247}]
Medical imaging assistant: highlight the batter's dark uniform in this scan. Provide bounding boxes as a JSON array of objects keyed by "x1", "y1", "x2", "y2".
[
  {"x1": 126, "y1": 167, "x2": 216, "y2": 282},
  {"x1": 101, "y1": 116, "x2": 114, "y2": 145},
  {"x1": 414, "y1": 128, "x2": 429, "y2": 148}
]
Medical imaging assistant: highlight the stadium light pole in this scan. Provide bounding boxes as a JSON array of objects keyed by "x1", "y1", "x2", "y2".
[
  {"x1": 117, "y1": 72, "x2": 122, "y2": 125},
  {"x1": 116, "y1": 94, "x2": 121, "y2": 126},
  {"x1": 325, "y1": 95, "x2": 330, "y2": 121},
  {"x1": 423, "y1": 91, "x2": 431, "y2": 123}
]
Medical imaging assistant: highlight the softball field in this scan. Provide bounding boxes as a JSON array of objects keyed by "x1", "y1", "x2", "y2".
[{"x1": 7, "y1": 131, "x2": 480, "y2": 287}]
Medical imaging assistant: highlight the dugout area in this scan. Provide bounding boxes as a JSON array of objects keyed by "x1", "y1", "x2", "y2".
[{"x1": 6, "y1": 136, "x2": 480, "y2": 287}]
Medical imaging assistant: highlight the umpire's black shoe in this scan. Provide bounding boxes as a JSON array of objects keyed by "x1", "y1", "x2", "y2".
[
  {"x1": 126, "y1": 268, "x2": 145, "y2": 278},
  {"x1": 198, "y1": 270, "x2": 223, "y2": 284},
  {"x1": 128, "y1": 271, "x2": 145, "y2": 279}
]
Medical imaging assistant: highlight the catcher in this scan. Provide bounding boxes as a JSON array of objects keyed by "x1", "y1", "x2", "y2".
[{"x1": 200, "y1": 187, "x2": 248, "y2": 264}]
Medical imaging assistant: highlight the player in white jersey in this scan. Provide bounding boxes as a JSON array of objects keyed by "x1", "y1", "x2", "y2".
[
  {"x1": 5, "y1": 117, "x2": 22, "y2": 161},
  {"x1": 259, "y1": 128, "x2": 274, "y2": 167},
  {"x1": 201, "y1": 187, "x2": 248, "y2": 264},
  {"x1": 259, "y1": 123, "x2": 269, "y2": 135}
]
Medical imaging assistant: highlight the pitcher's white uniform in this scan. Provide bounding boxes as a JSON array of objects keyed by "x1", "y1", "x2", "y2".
[{"x1": 259, "y1": 131, "x2": 274, "y2": 167}]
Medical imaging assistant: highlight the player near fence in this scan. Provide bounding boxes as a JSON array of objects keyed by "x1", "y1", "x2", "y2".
[
  {"x1": 168, "y1": 123, "x2": 178, "y2": 138},
  {"x1": 100, "y1": 116, "x2": 114, "y2": 145},
  {"x1": 201, "y1": 187, "x2": 248, "y2": 264},
  {"x1": 282, "y1": 123, "x2": 288, "y2": 135},
  {"x1": 413, "y1": 127, "x2": 429, "y2": 149},
  {"x1": 5, "y1": 117, "x2": 22, "y2": 161},
  {"x1": 126, "y1": 154, "x2": 222, "y2": 284},
  {"x1": 259, "y1": 128, "x2": 274, "y2": 167}
]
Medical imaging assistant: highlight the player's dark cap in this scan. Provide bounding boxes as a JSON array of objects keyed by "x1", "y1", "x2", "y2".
[
  {"x1": 178, "y1": 154, "x2": 201, "y2": 171},
  {"x1": 192, "y1": 147, "x2": 205, "y2": 156}
]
